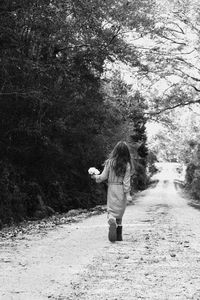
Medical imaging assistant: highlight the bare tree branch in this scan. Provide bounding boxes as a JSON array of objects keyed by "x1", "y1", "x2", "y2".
[
  {"x1": 166, "y1": 21, "x2": 185, "y2": 34},
  {"x1": 174, "y1": 67, "x2": 200, "y2": 82},
  {"x1": 175, "y1": 57, "x2": 200, "y2": 73},
  {"x1": 157, "y1": 32, "x2": 187, "y2": 46},
  {"x1": 161, "y1": 83, "x2": 181, "y2": 97},
  {"x1": 191, "y1": 85, "x2": 200, "y2": 92},
  {"x1": 146, "y1": 100, "x2": 200, "y2": 116}
]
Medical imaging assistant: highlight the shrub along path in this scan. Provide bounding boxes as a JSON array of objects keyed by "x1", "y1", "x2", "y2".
[{"x1": 1, "y1": 164, "x2": 200, "y2": 299}]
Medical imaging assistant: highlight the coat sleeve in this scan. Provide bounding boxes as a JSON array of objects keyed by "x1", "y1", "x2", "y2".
[
  {"x1": 123, "y1": 163, "x2": 131, "y2": 193},
  {"x1": 95, "y1": 162, "x2": 109, "y2": 183}
]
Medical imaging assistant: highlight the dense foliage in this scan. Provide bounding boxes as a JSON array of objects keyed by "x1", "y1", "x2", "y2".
[{"x1": 0, "y1": 0, "x2": 155, "y2": 225}]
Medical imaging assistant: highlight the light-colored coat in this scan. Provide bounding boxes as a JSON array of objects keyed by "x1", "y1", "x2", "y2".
[{"x1": 95, "y1": 160, "x2": 131, "y2": 219}]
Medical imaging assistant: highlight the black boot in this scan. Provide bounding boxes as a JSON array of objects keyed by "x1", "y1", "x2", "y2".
[{"x1": 117, "y1": 225, "x2": 123, "y2": 241}]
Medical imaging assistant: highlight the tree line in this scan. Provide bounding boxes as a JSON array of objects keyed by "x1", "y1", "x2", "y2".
[{"x1": 0, "y1": 0, "x2": 156, "y2": 225}]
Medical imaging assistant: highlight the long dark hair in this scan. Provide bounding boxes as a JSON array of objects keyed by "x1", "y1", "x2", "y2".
[{"x1": 107, "y1": 141, "x2": 131, "y2": 177}]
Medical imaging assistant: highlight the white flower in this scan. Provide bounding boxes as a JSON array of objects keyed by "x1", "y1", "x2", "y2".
[{"x1": 88, "y1": 167, "x2": 100, "y2": 175}]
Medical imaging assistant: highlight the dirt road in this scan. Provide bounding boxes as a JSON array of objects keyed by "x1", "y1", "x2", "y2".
[{"x1": 1, "y1": 164, "x2": 200, "y2": 299}]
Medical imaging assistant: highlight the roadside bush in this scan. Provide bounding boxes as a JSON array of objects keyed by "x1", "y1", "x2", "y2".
[
  {"x1": 0, "y1": 161, "x2": 26, "y2": 224},
  {"x1": 147, "y1": 151, "x2": 158, "y2": 176},
  {"x1": 186, "y1": 165, "x2": 200, "y2": 199},
  {"x1": 132, "y1": 160, "x2": 148, "y2": 191},
  {"x1": 185, "y1": 163, "x2": 196, "y2": 186}
]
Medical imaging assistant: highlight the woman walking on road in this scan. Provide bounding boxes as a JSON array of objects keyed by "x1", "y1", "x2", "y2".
[{"x1": 91, "y1": 141, "x2": 132, "y2": 242}]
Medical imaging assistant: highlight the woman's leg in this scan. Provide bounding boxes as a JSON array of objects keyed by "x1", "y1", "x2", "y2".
[
  {"x1": 116, "y1": 218, "x2": 123, "y2": 241},
  {"x1": 107, "y1": 213, "x2": 117, "y2": 242}
]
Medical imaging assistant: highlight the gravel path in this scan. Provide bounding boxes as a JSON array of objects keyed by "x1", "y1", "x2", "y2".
[
  {"x1": 67, "y1": 182, "x2": 200, "y2": 300},
  {"x1": 1, "y1": 164, "x2": 200, "y2": 299}
]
